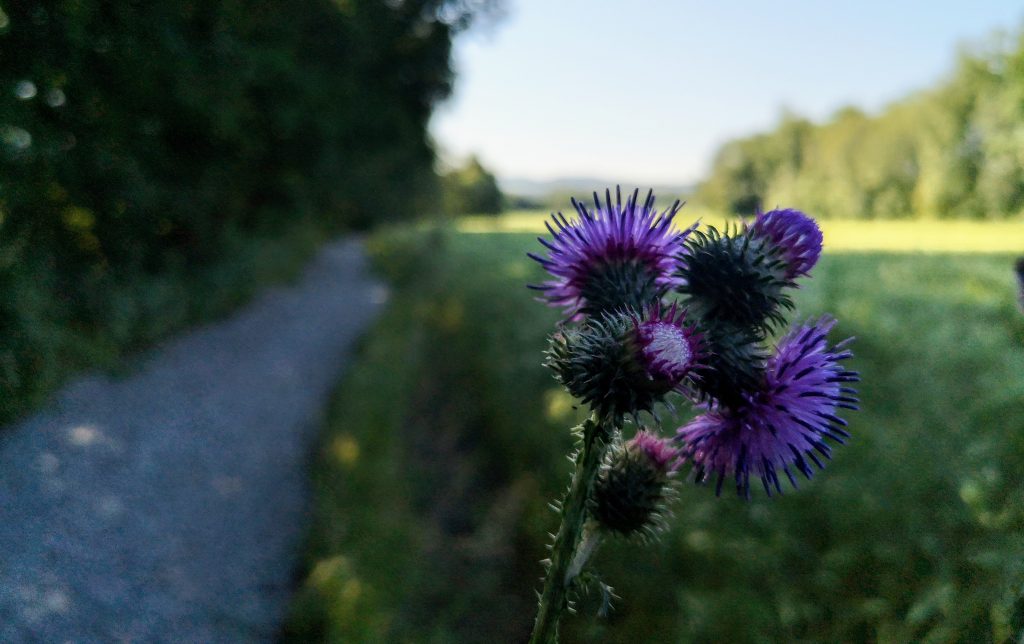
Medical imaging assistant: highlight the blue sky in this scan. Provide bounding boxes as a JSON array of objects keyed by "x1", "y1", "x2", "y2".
[{"x1": 430, "y1": 0, "x2": 1024, "y2": 186}]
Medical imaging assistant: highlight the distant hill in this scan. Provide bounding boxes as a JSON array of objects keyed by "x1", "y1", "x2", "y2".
[{"x1": 500, "y1": 176, "x2": 695, "y2": 206}]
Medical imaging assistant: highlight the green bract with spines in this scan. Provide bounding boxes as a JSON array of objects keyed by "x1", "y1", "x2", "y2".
[
  {"x1": 546, "y1": 312, "x2": 652, "y2": 423},
  {"x1": 576, "y1": 260, "x2": 662, "y2": 319},
  {"x1": 675, "y1": 225, "x2": 795, "y2": 337},
  {"x1": 545, "y1": 308, "x2": 700, "y2": 423},
  {"x1": 690, "y1": 321, "x2": 767, "y2": 409},
  {"x1": 590, "y1": 435, "x2": 677, "y2": 538}
]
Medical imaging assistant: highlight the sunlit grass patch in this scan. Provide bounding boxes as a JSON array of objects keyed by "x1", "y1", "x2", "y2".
[
  {"x1": 459, "y1": 211, "x2": 1024, "y2": 253},
  {"x1": 820, "y1": 219, "x2": 1024, "y2": 253}
]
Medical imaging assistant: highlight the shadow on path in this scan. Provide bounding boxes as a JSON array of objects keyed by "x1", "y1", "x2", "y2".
[{"x1": 0, "y1": 238, "x2": 386, "y2": 642}]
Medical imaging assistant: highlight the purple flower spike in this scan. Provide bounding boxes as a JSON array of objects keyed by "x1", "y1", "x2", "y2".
[
  {"x1": 748, "y1": 208, "x2": 823, "y2": 279},
  {"x1": 529, "y1": 187, "x2": 696, "y2": 319},
  {"x1": 628, "y1": 430, "x2": 681, "y2": 473},
  {"x1": 676, "y1": 316, "x2": 858, "y2": 498},
  {"x1": 633, "y1": 302, "x2": 704, "y2": 386}
]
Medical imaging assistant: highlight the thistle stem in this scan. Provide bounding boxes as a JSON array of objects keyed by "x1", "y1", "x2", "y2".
[
  {"x1": 529, "y1": 414, "x2": 612, "y2": 644},
  {"x1": 565, "y1": 526, "x2": 602, "y2": 584}
]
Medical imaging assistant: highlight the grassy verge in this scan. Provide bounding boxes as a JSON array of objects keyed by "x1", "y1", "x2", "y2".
[
  {"x1": 459, "y1": 211, "x2": 1024, "y2": 254},
  {"x1": 0, "y1": 224, "x2": 324, "y2": 423},
  {"x1": 284, "y1": 226, "x2": 568, "y2": 642},
  {"x1": 286, "y1": 222, "x2": 1024, "y2": 642}
]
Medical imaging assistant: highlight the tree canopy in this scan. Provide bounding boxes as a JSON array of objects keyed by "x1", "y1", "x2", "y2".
[{"x1": 698, "y1": 28, "x2": 1024, "y2": 220}]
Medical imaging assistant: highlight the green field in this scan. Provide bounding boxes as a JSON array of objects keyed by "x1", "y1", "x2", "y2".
[
  {"x1": 285, "y1": 218, "x2": 1024, "y2": 643},
  {"x1": 460, "y1": 211, "x2": 1024, "y2": 253}
]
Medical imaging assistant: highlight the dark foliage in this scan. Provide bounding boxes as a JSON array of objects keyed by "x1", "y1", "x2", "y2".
[{"x1": 0, "y1": 0, "x2": 496, "y2": 421}]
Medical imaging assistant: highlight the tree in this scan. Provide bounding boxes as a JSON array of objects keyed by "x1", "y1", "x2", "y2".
[
  {"x1": 696, "y1": 25, "x2": 1024, "y2": 220},
  {"x1": 441, "y1": 155, "x2": 504, "y2": 215}
]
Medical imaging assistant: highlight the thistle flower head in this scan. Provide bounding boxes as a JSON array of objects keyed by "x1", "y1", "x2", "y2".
[
  {"x1": 547, "y1": 304, "x2": 703, "y2": 422},
  {"x1": 634, "y1": 302, "x2": 704, "y2": 385},
  {"x1": 591, "y1": 430, "x2": 679, "y2": 537},
  {"x1": 748, "y1": 208, "x2": 823, "y2": 279},
  {"x1": 674, "y1": 225, "x2": 794, "y2": 334},
  {"x1": 676, "y1": 316, "x2": 858, "y2": 498},
  {"x1": 529, "y1": 187, "x2": 695, "y2": 319}
]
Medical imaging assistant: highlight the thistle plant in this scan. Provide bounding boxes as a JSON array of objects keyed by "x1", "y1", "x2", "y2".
[{"x1": 527, "y1": 190, "x2": 859, "y2": 642}]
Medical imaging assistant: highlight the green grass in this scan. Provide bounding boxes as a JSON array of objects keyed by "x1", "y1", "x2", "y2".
[{"x1": 285, "y1": 221, "x2": 1024, "y2": 642}]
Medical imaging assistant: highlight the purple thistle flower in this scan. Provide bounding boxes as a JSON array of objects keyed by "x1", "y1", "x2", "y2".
[
  {"x1": 529, "y1": 187, "x2": 696, "y2": 319},
  {"x1": 628, "y1": 430, "x2": 681, "y2": 473},
  {"x1": 676, "y1": 316, "x2": 858, "y2": 498},
  {"x1": 632, "y1": 301, "x2": 704, "y2": 387},
  {"x1": 591, "y1": 430, "x2": 680, "y2": 537},
  {"x1": 748, "y1": 208, "x2": 823, "y2": 279},
  {"x1": 546, "y1": 302, "x2": 704, "y2": 421}
]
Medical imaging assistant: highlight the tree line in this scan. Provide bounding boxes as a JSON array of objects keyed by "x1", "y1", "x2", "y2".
[{"x1": 697, "y1": 27, "x2": 1024, "y2": 220}]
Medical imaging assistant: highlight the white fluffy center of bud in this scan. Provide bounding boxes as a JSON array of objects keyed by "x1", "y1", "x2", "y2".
[{"x1": 645, "y1": 322, "x2": 691, "y2": 372}]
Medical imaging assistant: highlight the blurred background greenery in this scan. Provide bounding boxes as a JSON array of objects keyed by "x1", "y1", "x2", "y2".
[
  {"x1": 284, "y1": 225, "x2": 1024, "y2": 643},
  {"x1": 0, "y1": 0, "x2": 497, "y2": 422},
  {"x1": 3, "y1": 1, "x2": 1024, "y2": 642}
]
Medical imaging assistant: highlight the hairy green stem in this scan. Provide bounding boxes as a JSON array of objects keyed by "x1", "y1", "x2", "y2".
[
  {"x1": 565, "y1": 525, "x2": 602, "y2": 584},
  {"x1": 529, "y1": 414, "x2": 612, "y2": 644}
]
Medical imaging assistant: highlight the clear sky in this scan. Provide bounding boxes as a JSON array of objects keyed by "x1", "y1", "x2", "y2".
[{"x1": 430, "y1": 0, "x2": 1024, "y2": 186}]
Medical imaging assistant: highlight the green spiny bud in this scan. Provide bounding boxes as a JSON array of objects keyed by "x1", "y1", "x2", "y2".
[
  {"x1": 691, "y1": 321, "x2": 768, "y2": 409},
  {"x1": 590, "y1": 430, "x2": 679, "y2": 537},
  {"x1": 546, "y1": 304, "x2": 703, "y2": 422},
  {"x1": 674, "y1": 225, "x2": 795, "y2": 336}
]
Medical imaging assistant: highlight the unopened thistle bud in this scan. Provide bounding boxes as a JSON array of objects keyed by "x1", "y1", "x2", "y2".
[
  {"x1": 591, "y1": 430, "x2": 679, "y2": 537},
  {"x1": 528, "y1": 187, "x2": 696, "y2": 319},
  {"x1": 546, "y1": 303, "x2": 704, "y2": 421},
  {"x1": 691, "y1": 321, "x2": 767, "y2": 410},
  {"x1": 674, "y1": 225, "x2": 795, "y2": 334}
]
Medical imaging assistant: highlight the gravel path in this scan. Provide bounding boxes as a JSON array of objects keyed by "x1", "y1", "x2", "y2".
[{"x1": 0, "y1": 238, "x2": 386, "y2": 643}]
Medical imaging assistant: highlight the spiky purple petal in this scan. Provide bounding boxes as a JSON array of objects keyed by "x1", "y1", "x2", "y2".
[
  {"x1": 1015, "y1": 256, "x2": 1024, "y2": 313},
  {"x1": 676, "y1": 316, "x2": 858, "y2": 498},
  {"x1": 530, "y1": 187, "x2": 695, "y2": 319},
  {"x1": 633, "y1": 302, "x2": 704, "y2": 385}
]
